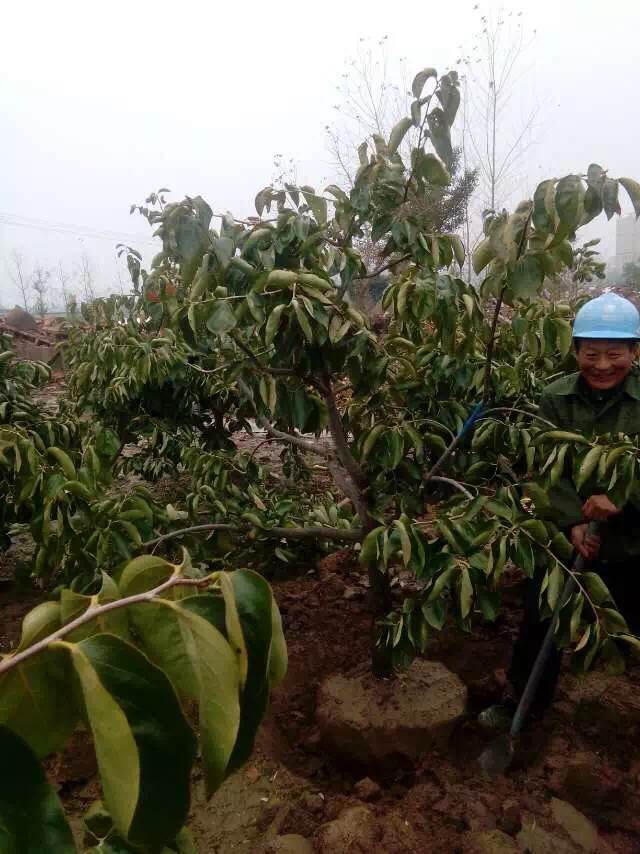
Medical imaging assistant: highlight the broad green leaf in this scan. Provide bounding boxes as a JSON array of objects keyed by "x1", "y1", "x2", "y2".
[
  {"x1": 472, "y1": 238, "x2": 494, "y2": 275},
  {"x1": 131, "y1": 597, "x2": 241, "y2": 795},
  {"x1": 412, "y1": 67, "x2": 437, "y2": 98},
  {"x1": 60, "y1": 573, "x2": 129, "y2": 642},
  {"x1": 415, "y1": 151, "x2": 450, "y2": 186},
  {"x1": 532, "y1": 179, "x2": 556, "y2": 233},
  {"x1": 552, "y1": 317, "x2": 573, "y2": 357},
  {"x1": 393, "y1": 519, "x2": 412, "y2": 566},
  {"x1": 618, "y1": 177, "x2": 640, "y2": 218},
  {"x1": 206, "y1": 301, "x2": 237, "y2": 335},
  {"x1": 0, "y1": 649, "x2": 77, "y2": 758},
  {"x1": 582, "y1": 572, "x2": 614, "y2": 606},
  {"x1": 508, "y1": 255, "x2": 544, "y2": 301},
  {"x1": 422, "y1": 599, "x2": 446, "y2": 630},
  {"x1": 546, "y1": 563, "x2": 563, "y2": 610},
  {"x1": 62, "y1": 635, "x2": 196, "y2": 848},
  {"x1": 459, "y1": 568, "x2": 473, "y2": 619},
  {"x1": 15, "y1": 601, "x2": 61, "y2": 652},
  {"x1": 0, "y1": 726, "x2": 76, "y2": 854},
  {"x1": 219, "y1": 572, "x2": 249, "y2": 687},
  {"x1": 387, "y1": 117, "x2": 413, "y2": 155},
  {"x1": 119, "y1": 555, "x2": 174, "y2": 596},
  {"x1": 268, "y1": 597, "x2": 288, "y2": 689},
  {"x1": 426, "y1": 108, "x2": 453, "y2": 165},
  {"x1": 602, "y1": 178, "x2": 621, "y2": 220},
  {"x1": 555, "y1": 175, "x2": 584, "y2": 227},
  {"x1": 227, "y1": 570, "x2": 273, "y2": 769}
]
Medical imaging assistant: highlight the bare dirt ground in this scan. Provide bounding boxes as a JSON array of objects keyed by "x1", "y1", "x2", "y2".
[{"x1": 3, "y1": 548, "x2": 640, "y2": 853}]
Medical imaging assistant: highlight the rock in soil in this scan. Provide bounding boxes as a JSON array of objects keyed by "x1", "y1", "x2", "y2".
[
  {"x1": 550, "y1": 798, "x2": 602, "y2": 853},
  {"x1": 316, "y1": 805, "x2": 380, "y2": 853},
  {"x1": 463, "y1": 828, "x2": 520, "y2": 853},
  {"x1": 316, "y1": 660, "x2": 467, "y2": 766},
  {"x1": 264, "y1": 834, "x2": 314, "y2": 854},
  {"x1": 555, "y1": 751, "x2": 624, "y2": 812},
  {"x1": 353, "y1": 776, "x2": 382, "y2": 802},
  {"x1": 517, "y1": 821, "x2": 582, "y2": 854}
]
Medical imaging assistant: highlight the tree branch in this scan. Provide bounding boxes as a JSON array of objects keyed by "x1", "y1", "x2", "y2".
[
  {"x1": 355, "y1": 253, "x2": 411, "y2": 280},
  {"x1": 0, "y1": 574, "x2": 209, "y2": 676},
  {"x1": 143, "y1": 523, "x2": 364, "y2": 549},
  {"x1": 430, "y1": 476, "x2": 474, "y2": 499}
]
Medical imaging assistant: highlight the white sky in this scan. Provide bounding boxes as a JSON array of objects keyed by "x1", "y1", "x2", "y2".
[{"x1": 1, "y1": 0, "x2": 639, "y2": 307}]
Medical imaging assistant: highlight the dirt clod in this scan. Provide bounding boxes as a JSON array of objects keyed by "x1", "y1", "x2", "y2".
[
  {"x1": 316, "y1": 660, "x2": 467, "y2": 767},
  {"x1": 353, "y1": 776, "x2": 382, "y2": 802},
  {"x1": 463, "y1": 828, "x2": 520, "y2": 853},
  {"x1": 316, "y1": 805, "x2": 379, "y2": 853},
  {"x1": 264, "y1": 834, "x2": 315, "y2": 854}
]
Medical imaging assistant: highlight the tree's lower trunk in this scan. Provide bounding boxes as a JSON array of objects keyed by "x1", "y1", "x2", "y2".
[
  {"x1": 317, "y1": 370, "x2": 394, "y2": 676},
  {"x1": 368, "y1": 563, "x2": 394, "y2": 678}
]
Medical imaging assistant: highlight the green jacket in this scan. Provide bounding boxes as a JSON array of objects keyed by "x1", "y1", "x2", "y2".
[{"x1": 538, "y1": 369, "x2": 640, "y2": 561}]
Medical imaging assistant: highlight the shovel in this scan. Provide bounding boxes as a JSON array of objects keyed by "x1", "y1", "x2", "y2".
[{"x1": 478, "y1": 521, "x2": 600, "y2": 776}]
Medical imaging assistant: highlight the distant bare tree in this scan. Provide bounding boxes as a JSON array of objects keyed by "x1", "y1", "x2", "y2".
[
  {"x1": 57, "y1": 261, "x2": 78, "y2": 317},
  {"x1": 460, "y1": 6, "x2": 540, "y2": 212},
  {"x1": 7, "y1": 250, "x2": 31, "y2": 312},
  {"x1": 76, "y1": 252, "x2": 97, "y2": 303},
  {"x1": 31, "y1": 266, "x2": 52, "y2": 318}
]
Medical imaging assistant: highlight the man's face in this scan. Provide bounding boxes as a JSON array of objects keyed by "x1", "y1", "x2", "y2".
[{"x1": 576, "y1": 339, "x2": 637, "y2": 390}]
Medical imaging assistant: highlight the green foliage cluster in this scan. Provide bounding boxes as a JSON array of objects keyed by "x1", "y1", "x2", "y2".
[
  {"x1": 0, "y1": 553, "x2": 286, "y2": 852},
  {"x1": 2, "y1": 59, "x2": 640, "y2": 852}
]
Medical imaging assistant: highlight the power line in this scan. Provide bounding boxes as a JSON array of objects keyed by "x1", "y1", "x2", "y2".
[{"x1": 0, "y1": 212, "x2": 158, "y2": 247}]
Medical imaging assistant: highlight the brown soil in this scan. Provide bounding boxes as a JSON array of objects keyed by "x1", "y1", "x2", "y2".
[{"x1": 4, "y1": 549, "x2": 640, "y2": 852}]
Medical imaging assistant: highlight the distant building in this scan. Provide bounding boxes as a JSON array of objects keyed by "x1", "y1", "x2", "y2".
[{"x1": 609, "y1": 215, "x2": 640, "y2": 276}]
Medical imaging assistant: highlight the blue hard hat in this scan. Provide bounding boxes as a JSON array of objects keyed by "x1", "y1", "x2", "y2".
[{"x1": 573, "y1": 292, "x2": 640, "y2": 340}]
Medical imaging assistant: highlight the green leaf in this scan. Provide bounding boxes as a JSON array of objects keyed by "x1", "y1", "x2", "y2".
[
  {"x1": 211, "y1": 236, "x2": 234, "y2": 268},
  {"x1": 508, "y1": 255, "x2": 544, "y2": 301},
  {"x1": 119, "y1": 555, "x2": 174, "y2": 596},
  {"x1": 412, "y1": 67, "x2": 437, "y2": 98},
  {"x1": 393, "y1": 519, "x2": 412, "y2": 566},
  {"x1": 268, "y1": 596, "x2": 288, "y2": 689},
  {"x1": 426, "y1": 108, "x2": 453, "y2": 166},
  {"x1": 472, "y1": 238, "x2": 495, "y2": 275},
  {"x1": 552, "y1": 317, "x2": 573, "y2": 357},
  {"x1": 131, "y1": 596, "x2": 241, "y2": 795},
  {"x1": 555, "y1": 175, "x2": 584, "y2": 228},
  {"x1": 95, "y1": 427, "x2": 120, "y2": 461},
  {"x1": 62, "y1": 634, "x2": 196, "y2": 848},
  {"x1": 582, "y1": 572, "x2": 614, "y2": 606},
  {"x1": 415, "y1": 151, "x2": 450, "y2": 186},
  {"x1": 618, "y1": 177, "x2": 640, "y2": 218},
  {"x1": 0, "y1": 649, "x2": 77, "y2": 759},
  {"x1": 15, "y1": 601, "x2": 61, "y2": 652},
  {"x1": 459, "y1": 568, "x2": 473, "y2": 619},
  {"x1": 532, "y1": 179, "x2": 556, "y2": 233},
  {"x1": 226, "y1": 571, "x2": 273, "y2": 770},
  {"x1": 0, "y1": 726, "x2": 76, "y2": 854},
  {"x1": 206, "y1": 301, "x2": 237, "y2": 335},
  {"x1": 603, "y1": 178, "x2": 621, "y2": 220},
  {"x1": 422, "y1": 599, "x2": 446, "y2": 630},
  {"x1": 546, "y1": 563, "x2": 563, "y2": 610},
  {"x1": 387, "y1": 117, "x2": 413, "y2": 155}
]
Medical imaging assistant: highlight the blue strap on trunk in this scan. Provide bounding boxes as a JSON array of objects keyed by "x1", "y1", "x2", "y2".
[{"x1": 456, "y1": 402, "x2": 486, "y2": 440}]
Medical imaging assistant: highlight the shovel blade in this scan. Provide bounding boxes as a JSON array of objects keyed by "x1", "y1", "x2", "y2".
[{"x1": 478, "y1": 732, "x2": 515, "y2": 776}]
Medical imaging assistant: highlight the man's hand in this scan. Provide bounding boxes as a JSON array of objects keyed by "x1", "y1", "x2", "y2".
[
  {"x1": 571, "y1": 523, "x2": 602, "y2": 560},
  {"x1": 582, "y1": 494, "x2": 620, "y2": 521}
]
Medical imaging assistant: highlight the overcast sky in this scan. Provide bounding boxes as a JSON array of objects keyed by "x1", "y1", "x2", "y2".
[{"x1": 1, "y1": 0, "x2": 639, "y2": 308}]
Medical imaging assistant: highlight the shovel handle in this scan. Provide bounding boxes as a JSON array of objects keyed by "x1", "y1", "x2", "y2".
[{"x1": 510, "y1": 521, "x2": 600, "y2": 738}]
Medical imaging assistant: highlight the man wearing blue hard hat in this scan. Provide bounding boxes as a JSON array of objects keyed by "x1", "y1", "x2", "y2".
[{"x1": 490, "y1": 292, "x2": 640, "y2": 723}]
